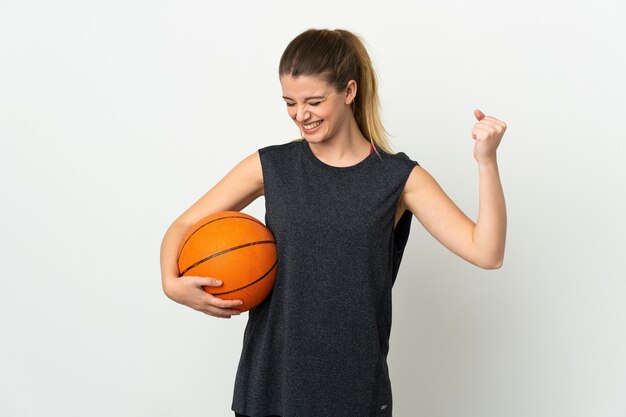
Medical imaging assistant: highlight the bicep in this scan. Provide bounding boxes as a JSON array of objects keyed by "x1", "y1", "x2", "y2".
[
  {"x1": 174, "y1": 151, "x2": 264, "y2": 228},
  {"x1": 402, "y1": 166, "x2": 477, "y2": 263}
]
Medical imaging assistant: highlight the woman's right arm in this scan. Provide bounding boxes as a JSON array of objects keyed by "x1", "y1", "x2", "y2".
[{"x1": 160, "y1": 150, "x2": 264, "y2": 318}]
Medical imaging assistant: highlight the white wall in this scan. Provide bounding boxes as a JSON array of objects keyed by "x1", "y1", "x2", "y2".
[{"x1": 1, "y1": 1, "x2": 624, "y2": 416}]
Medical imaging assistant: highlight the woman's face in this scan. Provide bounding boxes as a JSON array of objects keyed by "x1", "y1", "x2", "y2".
[{"x1": 280, "y1": 74, "x2": 354, "y2": 144}]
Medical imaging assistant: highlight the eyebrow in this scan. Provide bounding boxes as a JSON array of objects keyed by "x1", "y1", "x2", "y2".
[{"x1": 282, "y1": 95, "x2": 326, "y2": 101}]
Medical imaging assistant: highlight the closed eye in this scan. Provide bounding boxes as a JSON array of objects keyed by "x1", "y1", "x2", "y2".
[{"x1": 284, "y1": 101, "x2": 322, "y2": 107}]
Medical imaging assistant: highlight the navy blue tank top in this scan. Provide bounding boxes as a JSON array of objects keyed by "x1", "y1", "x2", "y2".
[{"x1": 232, "y1": 140, "x2": 419, "y2": 417}]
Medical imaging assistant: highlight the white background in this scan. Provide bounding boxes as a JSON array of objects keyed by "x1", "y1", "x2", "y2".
[{"x1": 1, "y1": 0, "x2": 625, "y2": 416}]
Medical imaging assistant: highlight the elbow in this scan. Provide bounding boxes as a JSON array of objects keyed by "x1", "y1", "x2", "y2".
[
  {"x1": 484, "y1": 259, "x2": 503, "y2": 270},
  {"x1": 473, "y1": 254, "x2": 504, "y2": 270},
  {"x1": 469, "y1": 242, "x2": 506, "y2": 270}
]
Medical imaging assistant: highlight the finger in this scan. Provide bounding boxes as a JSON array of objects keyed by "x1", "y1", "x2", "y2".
[
  {"x1": 202, "y1": 307, "x2": 235, "y2": 319},
  {"x1": 472, "y1": 126, "x2": 491, "y2": 140},
  {"x1": 478, "y1": 118, "x2": 506, "y2": 131},
  {"x1": 189, "y1": 276, "x2": 224, "y2": 287},
  {"x1": 475, "y1": 119, "x2": 501, "y2": 129},
  {"x1": 207, "y1": 295, "x2": 244, "y2": 309},
  {"x1": 473, "y1": 123, "x2": 500, "y2": 135},
  {"x1": 472, "y1": 125, "x2": 492, "y2": 134},
  {"x1": 483, "y1": 116, "x2": 506, "y2": 126},
  {"x1": 206, "y1": 306, "x2": 242, "y2": 318},
  {"x1": 472, "y1": 124, "x2": 493, "y2": 135}
]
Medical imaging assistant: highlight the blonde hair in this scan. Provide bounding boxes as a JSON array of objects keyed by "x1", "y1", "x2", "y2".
[{"x1": 279, "y1": 28, "x2": 394, "y2": 155}]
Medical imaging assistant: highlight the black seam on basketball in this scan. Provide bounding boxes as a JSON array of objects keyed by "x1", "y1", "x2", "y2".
[
  {"x1": 213, "y1": 259, "x2": 278, "y2": 296},
  {"x1": 176, "y1": 215, "x2": 266, "y2": 261},
  {"x1": 179, "y1": 240, "x2": 277, "y2": 276}
]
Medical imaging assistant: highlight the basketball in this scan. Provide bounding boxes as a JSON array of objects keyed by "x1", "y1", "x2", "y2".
[{"x1": 177, "y1": 211, "x2": 278, "y2": 312}]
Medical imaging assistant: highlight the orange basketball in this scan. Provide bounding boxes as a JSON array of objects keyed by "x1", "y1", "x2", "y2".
[{"x1": 177, "y1": 211, "x2": 278, "y2": 312}]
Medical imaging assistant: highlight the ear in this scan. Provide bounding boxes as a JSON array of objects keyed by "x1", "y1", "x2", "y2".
[{"x1": 345, "y1": 80, "x2": 357, "y2": 105}]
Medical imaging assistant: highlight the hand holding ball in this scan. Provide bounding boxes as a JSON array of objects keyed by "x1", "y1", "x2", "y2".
[{"x1": 177, "y1": 211, "x2": 278, "y2": 312}]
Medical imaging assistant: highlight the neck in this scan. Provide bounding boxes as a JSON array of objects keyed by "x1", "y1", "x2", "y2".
[{"x1": 308, "y1": 118, "x2": 370, "y2": 165}]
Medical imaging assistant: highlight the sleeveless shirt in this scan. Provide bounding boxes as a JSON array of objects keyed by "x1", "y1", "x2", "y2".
[{"x1": 232, "y1": 140, "x2": 419, "y2": 417}]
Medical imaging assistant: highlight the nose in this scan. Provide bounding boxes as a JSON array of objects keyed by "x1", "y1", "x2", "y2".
[{"x1": 295, "y1": 104, "x2": 310, "y2": 123}]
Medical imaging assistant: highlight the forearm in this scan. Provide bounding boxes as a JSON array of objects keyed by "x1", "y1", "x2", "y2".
[{"x1": 472, "y1": 159, "x2": 507, "y2": 268}]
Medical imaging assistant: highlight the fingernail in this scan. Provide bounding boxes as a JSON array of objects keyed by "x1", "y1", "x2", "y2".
[{"x1": 215, "y1": 280, "x2": 222, "y2": 285}]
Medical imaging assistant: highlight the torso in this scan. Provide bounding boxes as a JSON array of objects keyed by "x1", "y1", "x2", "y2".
[{"x1": 234, "y1": 141, "x2": 418, "y2": 417}]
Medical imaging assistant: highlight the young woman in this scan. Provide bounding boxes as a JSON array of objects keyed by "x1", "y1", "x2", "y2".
[{"x1": 160, "y1": 28, "x2": 507, "y2": 417}]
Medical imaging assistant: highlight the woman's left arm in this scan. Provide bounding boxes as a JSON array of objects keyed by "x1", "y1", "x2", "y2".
[{"x1": 401, "y1": 109, "x2": 507, "y2": 269}]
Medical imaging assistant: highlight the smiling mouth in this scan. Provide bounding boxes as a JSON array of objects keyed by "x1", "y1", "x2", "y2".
[{"x1": 303, "y1": 120, "x2": 323, "y2": 130}]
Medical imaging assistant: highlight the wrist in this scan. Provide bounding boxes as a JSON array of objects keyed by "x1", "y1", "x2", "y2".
[{"x1": 477, "y1": 158, "x2": 498, "y2": 170}]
